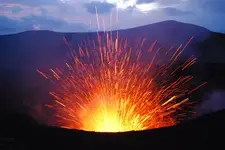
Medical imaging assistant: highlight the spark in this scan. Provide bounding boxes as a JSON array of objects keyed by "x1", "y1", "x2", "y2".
[{"x1": 38, "y1": 30, "x2": 202, "y2": 132}]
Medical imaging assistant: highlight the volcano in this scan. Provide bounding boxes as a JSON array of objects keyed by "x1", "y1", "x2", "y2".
[{"x1": 0, "y1": 20, "x2": 225, "y2": 149}]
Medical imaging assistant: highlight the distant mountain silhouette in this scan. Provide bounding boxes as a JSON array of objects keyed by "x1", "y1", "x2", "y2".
[
  {"x1": 0, "y1": 20, "x2": 225, "y2": 117},
  {"x1": 0, "y1": 109, "x2": 224, "y2": 150}
]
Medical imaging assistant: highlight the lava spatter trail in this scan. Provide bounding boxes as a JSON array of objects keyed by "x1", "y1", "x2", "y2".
[{"x1": 37, "y1": 31, "x2": 205, "y2": 133}]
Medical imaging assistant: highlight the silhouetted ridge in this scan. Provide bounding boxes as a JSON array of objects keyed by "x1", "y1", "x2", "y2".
[{"x1": 0, "y1": 109, "x2": 224, "y2": 150}]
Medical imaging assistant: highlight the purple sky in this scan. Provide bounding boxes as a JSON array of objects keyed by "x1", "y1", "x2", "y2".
[{"x1": 0, "y1": 0, "x2": 225, "y2": 34}]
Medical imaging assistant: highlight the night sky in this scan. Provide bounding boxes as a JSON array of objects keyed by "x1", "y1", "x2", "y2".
[{"x1": 1, "y1": 0, "x2": 225, "y2": 35}]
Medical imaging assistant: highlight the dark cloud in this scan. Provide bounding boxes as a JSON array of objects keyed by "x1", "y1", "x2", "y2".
[
  {"x1": 11, "y1": 7, "x2": 23, "y2": 13},
  {"x1": 40, "y1": 8, "x2": 48, "y2": 15},
  {"x1": 201, "y1": 0, "x2": 225, "y2": 14},
  {"x1": 1, "y1": 0, "x2": 59, "y2": 6},
  {"x1": 157, "y1": 0, "x2": 182, "y2": 5},
  {"x1": 162, "y1": 7, "x2": 193, "y2": 16},
  {"x1": 137, "y1": 0, "x2": 182, "y2": 5},
  {"x1": 0, "y1": 15, "x2": 90, "y2": 35},
  {"x1": 84, "y1": 1, "x2": 115, "y2": 14},
  {"x1": 137, "y1": 0, "x2": 155, "y2": 4}
]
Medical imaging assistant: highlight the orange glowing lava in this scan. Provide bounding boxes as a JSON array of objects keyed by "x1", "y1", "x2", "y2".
[{"x1": 38, "y1": 31, "x2": 206, "y2": 132}]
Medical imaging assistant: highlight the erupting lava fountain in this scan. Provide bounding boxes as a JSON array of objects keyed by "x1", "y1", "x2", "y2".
[{"x1": 38, "y1": 10, "x2": 206, "y2": 132}]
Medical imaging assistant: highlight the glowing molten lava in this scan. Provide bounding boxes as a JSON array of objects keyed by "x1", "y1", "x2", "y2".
[{"x1": 38, "y1": 32, "x2": 205, "y2": 132}]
